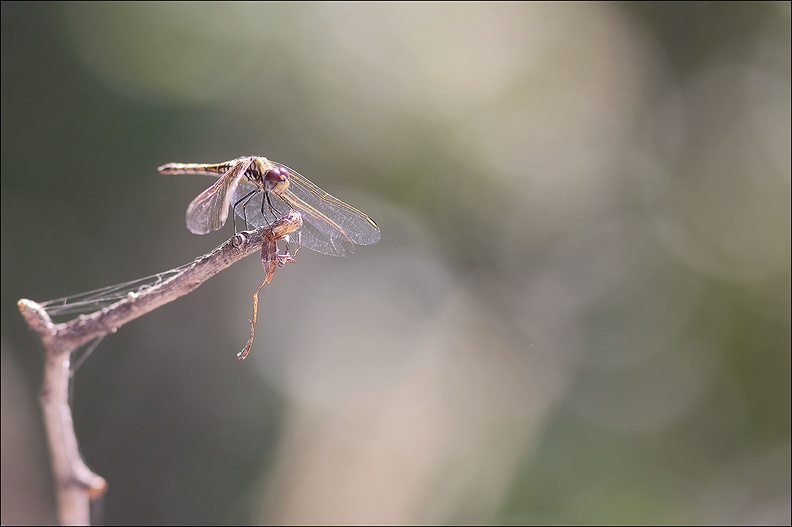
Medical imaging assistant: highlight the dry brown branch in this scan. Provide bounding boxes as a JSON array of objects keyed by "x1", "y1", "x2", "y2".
[{"x1": 17, "y1": 211, "x2": 302, "y2": 526}]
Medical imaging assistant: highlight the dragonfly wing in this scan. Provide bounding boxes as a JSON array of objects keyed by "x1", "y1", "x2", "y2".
[
  {"x1": 185, "y1": 158, "x2": 253, "y2": 234},
  {"x1": 278, "y1": 163, "x2": 381, "y2": 251},
  {"x1": 227, "y1": 188, "x2": 355, "y2": 255},
  {"x1": 297, "y1": 217, "x2": 356, "y2": 256}
]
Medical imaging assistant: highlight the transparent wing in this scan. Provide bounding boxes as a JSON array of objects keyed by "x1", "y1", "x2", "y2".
[
  {"x1": 227, "y1": 161, "x2": 380, "y2": 256},
  {"x1": 226, "y1": 188, "x2": 353, "y2": 256},
  {"x1": 185, "y1": 158, "x2": 253, "y2": 234},
  {"x1": 282, "y1": 164, "x2": 380, "y2": 245},
  {"x1": 295, "y1": 210, "x2": 357, "y2": 256}
]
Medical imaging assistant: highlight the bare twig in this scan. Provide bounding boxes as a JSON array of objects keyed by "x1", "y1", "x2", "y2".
[{"x1": 17, "y1": 211, "x2": 302, "y2": 526}]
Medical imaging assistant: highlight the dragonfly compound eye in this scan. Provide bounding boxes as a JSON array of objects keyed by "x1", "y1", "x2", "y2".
[{"x1": 265, "y1": 168, "x2": 288, "y2": 183}]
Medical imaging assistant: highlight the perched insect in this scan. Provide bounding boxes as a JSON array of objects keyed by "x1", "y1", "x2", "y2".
[{"x1": 159, "y1": 156, "x2": 381, "y2": 256}]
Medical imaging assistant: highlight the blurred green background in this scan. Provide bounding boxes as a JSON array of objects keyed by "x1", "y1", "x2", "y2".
[{"x1": 2, "y1": 2, "x2": 790, "y2": 525}]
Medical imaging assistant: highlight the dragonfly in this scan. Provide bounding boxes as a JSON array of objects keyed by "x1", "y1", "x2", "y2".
[{"x1": 159, "y1": 156, "x2": 381, "y2": 256}]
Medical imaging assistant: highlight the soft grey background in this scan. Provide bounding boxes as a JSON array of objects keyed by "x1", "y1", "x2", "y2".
[{"x1": 2, "y1": 2, "x2": 790, "y2": 525}]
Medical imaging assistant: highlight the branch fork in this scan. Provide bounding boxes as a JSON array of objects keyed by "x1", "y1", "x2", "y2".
[{"x1": 18, "y1": 211, "x2": 302, "y2": 525}]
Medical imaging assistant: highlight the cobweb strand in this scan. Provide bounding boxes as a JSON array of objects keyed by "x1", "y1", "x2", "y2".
[{"x1": 39, "y1": 262, "x2": 196, "y2": 319}]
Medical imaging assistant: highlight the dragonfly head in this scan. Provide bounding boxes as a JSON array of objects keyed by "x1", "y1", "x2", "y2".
[{"x1": 264, "y1": 166, "x2": 290, "y2": 193}]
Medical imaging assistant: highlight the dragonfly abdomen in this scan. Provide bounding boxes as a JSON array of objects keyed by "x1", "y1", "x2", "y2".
[{"x1": 158, "y1": 162, "x2": 235, "y2": 176}]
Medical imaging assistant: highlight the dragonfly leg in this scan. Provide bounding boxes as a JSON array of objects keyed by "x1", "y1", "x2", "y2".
[
  {"x1": 279, "y1": 194, "x2": 296, "y2": 213},
  {"x1": 233, "y1": 189, "x2": 258, "y2": 233},
  {"x1": 263, "y1": 193, "x2": 286, "y2": 226}
]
